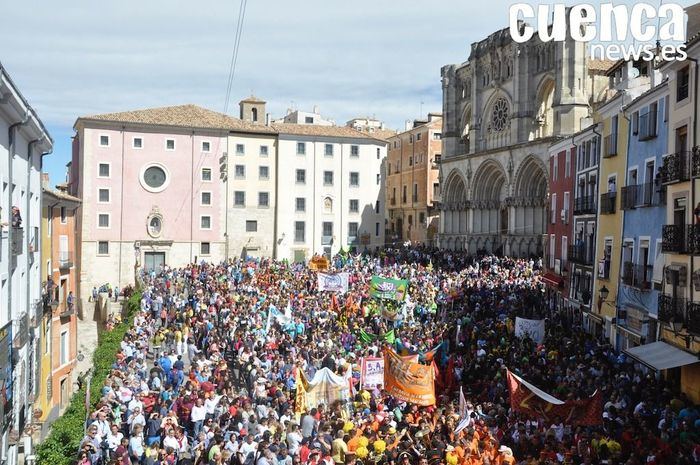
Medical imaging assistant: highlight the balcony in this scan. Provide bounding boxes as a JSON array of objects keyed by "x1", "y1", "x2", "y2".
[
  {"x1": 568, "y1": 244, "x2": 593, "y2": 265},
  {"x1": 603, "y1": 134, "x2": 617, "y2": 158},
  {"x1": 658, "y1": 294, "x2": 687, "y2": 325},
  {"x1": 573, "y1": 196, "x2": 596, "y2": 215},
  {"x1": 621, "y1": 183, "x2": 664, "y2": 209},
  {"x1": 58, "y1": 251, "x2": 73, "y2": 269},
  {"x1": 622, "y1": 261, "x2": 652, "y2": 290},
  {"x1": 662, "y1": 224, "x2": 700, "y2": 254},
  {"x1": 687, "y1": 302, "x2": 700, "y2": 335},
  {"x1": 660, "y1": 151, "x2": 691, "y2": 184},
  {"x1": 638, "y1": 111, "x2": 657, "y2": 141},
  {"x1": 600, "y1": 192, "x2": 616, "y2": 214}
]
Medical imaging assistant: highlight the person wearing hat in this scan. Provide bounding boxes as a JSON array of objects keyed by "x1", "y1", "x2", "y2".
[{"x1": 497, "y1": 445, "x2": 516, "y2": 465}]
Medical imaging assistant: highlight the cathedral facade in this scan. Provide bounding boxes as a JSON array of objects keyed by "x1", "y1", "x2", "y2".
[{"x1": 439, "y1": 22, "x2": 596, "y2": 257}]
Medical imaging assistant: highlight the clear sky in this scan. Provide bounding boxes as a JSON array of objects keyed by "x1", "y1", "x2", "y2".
[{"x1": 1, "y1": 0, "x2": 694, "y2": 185}]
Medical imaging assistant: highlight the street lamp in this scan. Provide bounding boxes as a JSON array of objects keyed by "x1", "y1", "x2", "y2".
[{"x1": 599, "y1": 285, "x2": 609, "y2": 301}]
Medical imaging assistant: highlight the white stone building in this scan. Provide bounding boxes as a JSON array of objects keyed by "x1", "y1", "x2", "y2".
[
  {"x1": 273, "y1": 123, "x2": 387, "y2": 261},
  {"x1": 226, "y1": 98, "x2": 278, "y2": 258},
  {"x1": 0, "y1": 62, "x2": 53, "y2": 464},
  {"x1": 439, "y1": 20, "x2": 607, "y2": 256}
]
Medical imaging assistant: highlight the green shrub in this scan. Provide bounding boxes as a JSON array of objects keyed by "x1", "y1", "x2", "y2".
[{"x1": 36, "y1": 292, "x2": 142, "y2": 465}]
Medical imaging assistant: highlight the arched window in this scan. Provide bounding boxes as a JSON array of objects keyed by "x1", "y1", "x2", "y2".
[{"x1": 251, "y1": 107, "x2": 258, "y2": 122}]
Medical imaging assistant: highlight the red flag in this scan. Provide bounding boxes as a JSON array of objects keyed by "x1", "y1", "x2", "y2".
[
  {"x1": 506, "y1": 369, "x2": 602, "y2": 426},
  {"x1": 330, "y1": 294, "x2": 340, "y2": 312}
]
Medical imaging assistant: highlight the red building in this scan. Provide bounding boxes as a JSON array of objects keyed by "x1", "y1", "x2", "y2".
[{"x1": 542, "y1": 137, "x2": 575, "y2": 311}]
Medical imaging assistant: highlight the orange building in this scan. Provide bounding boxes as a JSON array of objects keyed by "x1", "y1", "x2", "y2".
[
  {"x1": 36, "y1": 183, "x2": 80, "y2": 430},
  {"x1": 385, "y1": 114, "x2": 442, "y2": 246}
]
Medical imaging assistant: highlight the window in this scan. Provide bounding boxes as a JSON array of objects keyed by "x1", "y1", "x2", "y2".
[
  {"x1": 552, "y1": 155, "x2": 558, "y2": 181},
  {"x1": 295, "y1": 197, "x2": 306, "y2": 212},
  {"x1": 165, "y1": 139, "x2": 175, "y2": 150},
  {"x1": 246, "y1": 220, "x2": 258, "y2": 232},
  {"x1": 294, "y1": 221, "x2": 305, "y2": 242},
  {"x1": 234, "y1": 191, "x2": 245, "y2": 206},
  {"x1": 433, "y1": 183, "x2": 440, "y2": 198},
  {"x1": 99, "y1": 135, "x2": 110, "y2": 147},
  {"x1": 350, "y1": 145, "x2": 359, "y2": 157},
  {"x1": 563, "y1": 191, "x2": 570, "y2": 221},
  {"x1": 98, "y1": 188, "x2": 110, "y2": 203},
  {"x1": 235, "y1": 165, "x2": 246, "y2": 179},
  {"x1": 632, "y1": 111, "x2": 639, "y2": 135},
  {"x1": 562, "y1": 236, "x2": 568, "y2": 267},
  {"x1": 377, "y1": 148, "x2": 380, "y2": 159},
  {"x1": 322, "y1": 221, "x2": 333, "y2": 238},
  {"x1": 201, "y1": 191, "x2": 212, "y2": 205},
  {"x1": 416, "y1": 133, "x2": 422, "y2": 141},
  {"x1": 98, "y1": 213, "x2": 110, "y2": 228},
  {"x1": 296, "y1": 169, "x2": 306, "y2": 184},
  {"x1": 201, "y1": 242, "x2": 210, "y2": 255},
  {"x1": 98, "y1": 163, "x2": 110, "y2": 178},
  {"x1": 258, "y1": 192, "x2": 269, "y2": 207},
  {"x1": 409, "y1": 156, "x2": 413, "y2": 166},
  {"x1": 375, "y1": 200, "x2": 380, "y2": 214},
  {"x1": 349, "y1": 199, "x2": 359, "y2": 213},
  {"x1": 419, "y1": 212, "x2": 425, "y2": 224},
  {"x1": 252, "y1": 108, "x2": 258, "y2": 122},
  {"x1": 403, "y1": 185, "x2": 407, "y2": 203},
  {"x1": 323, "y1": 171, "x2": 334, "y2": 186},
  {"x1": 349, "y1": 172, "x2": 359, "y2": 187},
  {"x1": 413, "y1": 183, "x2": 418, "y2": 202},
  {"x1": 305, "y1": 116, "x2": 314, "y2": 124},
  {"x1": 565, "y1": 151, "x2": 571, "y2": 178},
  {"x1": 324, "y1": 144, "x2": 333, "y2": 156},
  {"x1": 664, "y1": 95, "x2": 669, "y2": 121},
  {"x1": 260, "y1": 145, "x2": 269, "y2": 157},
  {"x1": 297, "y1": 142, "x2": 306, "y2": 155},
  {"x1": 60, "y1": 330, "x2": 68, "y2": 366},
  {"x1": 375, "y1": 222, "x2": 380, "y2": 236},
  {"x1": 142, "y1": 165, "x2": 168, "y2": 191},
  {"x1": 433, "y1": 132, "x2": 442, "y2": 140},
  {"x1": 60, "y1": 206, "x2": 67, "y2": 223},
  {"x1": 409, "y1": 135, "x2": 413, "y2": 144},
  {"x1": 348, "y1": 222, "x2": 359, "y2": 240},
  {"x1": 259, "y1": 166, "x2": 269, "y2": 180},
  {"x1": 549, "y1": 234, "x2": 556, "y2": 268},
  {"x1": 678, "y1": 66, "x2": 690, "y2": 101},
  {"x1": 236, "y1": 144, "x2": 245, "y2": 155},
  {"x1": 133, "y1": 137, "x2": 143, "y2": 149},
  {"x1": 201, "y1": 168, "x2": 212, "y2": 181},
  {"x1": 376, "y1": 174, "x2": 380, "y2": 185},
  {"x1": 200, "y1": 216, "x2": 211, "y2": 229},
  {"x1": 202, "y1": 141, "x2": 211, "y2": 152},
  {"x1": 551, "y1": 194, "x2": 557, "y2": 224},
  {"x1": 98, "y1": 241, "x2": 109, "y2": 255}
]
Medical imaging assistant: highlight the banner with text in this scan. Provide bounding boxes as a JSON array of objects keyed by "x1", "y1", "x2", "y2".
[
  {"x1": 515, "y1": 317, "x2": 546, "y2": 343},
  {"x1": 317, "y1": 273, "x2": 349, "y2": 293},
  {"x1": 384, "y1": 349, "x2": 435, "y2": 406},
  {"x1": 370, "y1": 276, "x2": 409, "y2": 301}
]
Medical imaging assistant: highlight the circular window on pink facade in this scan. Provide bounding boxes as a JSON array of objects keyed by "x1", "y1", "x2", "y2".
[{"x1": 139, "y1": 163, "x2": 170, "y2": 193}]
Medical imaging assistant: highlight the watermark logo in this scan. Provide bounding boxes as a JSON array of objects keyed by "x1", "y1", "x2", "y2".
[{"x1": 509, "y1": 3, "x2": 687, "y2": 61}]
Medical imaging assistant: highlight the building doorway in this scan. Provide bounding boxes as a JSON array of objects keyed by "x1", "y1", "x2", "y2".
[{"x1": 144, "y1": 252, "x2": 165, "y2": 272}]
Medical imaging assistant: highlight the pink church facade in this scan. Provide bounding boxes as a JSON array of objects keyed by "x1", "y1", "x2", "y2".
[{"x1": 69, "y1": 106, "x2": 229, "y2": 303}]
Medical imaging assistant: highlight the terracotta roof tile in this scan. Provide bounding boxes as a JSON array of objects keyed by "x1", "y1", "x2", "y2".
[
  {"x1": 79, "y1": 104, "x2": 276, "y2": 134},
  {"x1": 273, "y1": 123, "x2": 385, "y2": 141},
  {"x1": 588, "y1": 59, "x2": 618, "y2": 72}
]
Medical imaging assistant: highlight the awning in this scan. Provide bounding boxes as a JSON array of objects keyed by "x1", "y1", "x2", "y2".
[
  {"x1": 540, "y1": 272, "x2": 563, "y2": 287},
  {"x1": 624, "y1": 341, "x2": 699, "y2": 371}
]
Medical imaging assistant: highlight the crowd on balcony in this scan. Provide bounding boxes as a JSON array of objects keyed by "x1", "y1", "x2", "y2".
[{"x1": 75, "y1": 248, "x2": 700, "y2": 465}]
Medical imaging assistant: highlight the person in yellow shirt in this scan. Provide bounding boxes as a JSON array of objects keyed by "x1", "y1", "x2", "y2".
[{"x1": 331, "y1": 430, "x2": 348, "y2": 464}]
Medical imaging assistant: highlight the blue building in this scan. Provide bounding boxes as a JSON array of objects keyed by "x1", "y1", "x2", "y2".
[{"x1": 617, "y1": 79, "x2": 669, "y2": 351}]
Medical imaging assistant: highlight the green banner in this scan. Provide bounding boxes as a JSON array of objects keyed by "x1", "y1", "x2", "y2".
[
  {"x1": 359, "y1": 329, "x2": 396, "y2": 344},
  {"x1": 370, "y1": 276, "x2": 409, "y2": 301}
]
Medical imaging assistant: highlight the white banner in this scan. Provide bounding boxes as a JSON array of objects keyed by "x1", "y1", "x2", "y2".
[
  {"x1": 361, "y1": 357, "x2": 384, "y2": 389},
  {"x1": 317, "y1": 273, "x2": 349, "y2": 293},
  {"x1": 515, "y1": 317, "x2": 545, "y2": 343}
]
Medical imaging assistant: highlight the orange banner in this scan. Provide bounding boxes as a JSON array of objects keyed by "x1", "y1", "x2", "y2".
[{"x1": 383, "y1": 349, "x2": 436, "y2": 406}]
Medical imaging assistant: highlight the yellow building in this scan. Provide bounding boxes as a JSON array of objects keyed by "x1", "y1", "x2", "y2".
[{"x1": 592, "y1": 90, "x2": 627, "y2": 341}]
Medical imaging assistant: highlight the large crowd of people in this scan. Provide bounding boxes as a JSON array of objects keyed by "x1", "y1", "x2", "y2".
[{"x1": 77, "y1": 247, "x2": 700, "y2": 465}]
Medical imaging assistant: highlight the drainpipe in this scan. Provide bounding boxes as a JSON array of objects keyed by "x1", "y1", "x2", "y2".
[
  {"x1": 272, "y1": 137, "x2": 278, "y2": 260},
  {"x1": 118, "y1": 127, "x2": 125, "y2": 286},
  {"x1": 591, "y1": 123, "x2": 602, "y2": 324},
  {"x1": 688, "y1": 57, "x2": 699, "y2": 312}
]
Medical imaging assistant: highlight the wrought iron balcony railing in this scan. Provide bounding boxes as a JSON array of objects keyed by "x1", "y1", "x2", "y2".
[
  {"x1": 660, "y1": 151, "x2": 691, "y2": 184},
  {"x1": 600, "y1": 192, "x2": 616, "y2": 214},
  {"x1": 658, "y1": 294, "x2": 687, "y2": 325},
  {"x1": 573, "y1": 196, "x2": 596, "y2": 215},
  {"x1": 568, "y1": 244, "x2": 593, "y2": 265},
  {"x1": 621, "y1": 182, "x2": 664, "y2": 209},
  {"x1": 622, "y1": 261, "x2": 652, "y2": 290}
]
